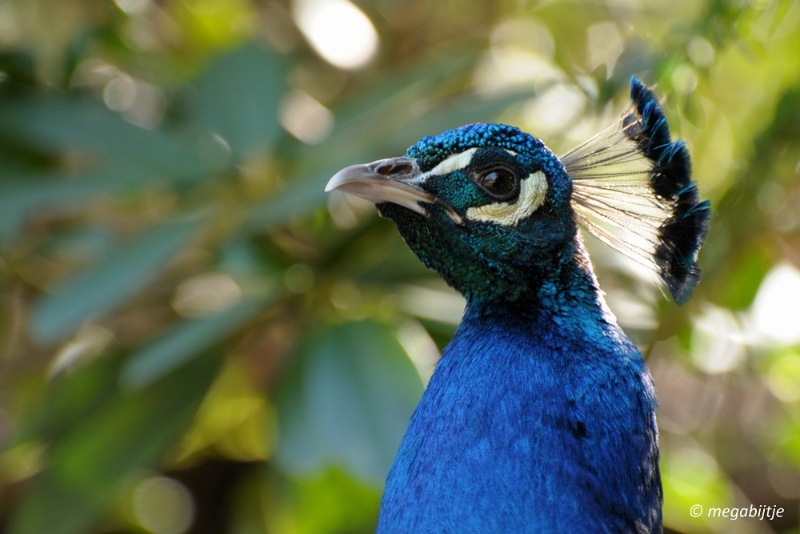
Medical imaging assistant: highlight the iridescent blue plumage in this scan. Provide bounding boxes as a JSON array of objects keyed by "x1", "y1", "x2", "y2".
[
  {"x1": 378, "y1": 304, "x2": 660, "y2": 532},
  {"x1": 325, "y1": 77, "x2": 708, "y2": 533}
]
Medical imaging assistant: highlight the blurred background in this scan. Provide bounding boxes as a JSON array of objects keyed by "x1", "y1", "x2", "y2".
[{"x1": 0, "y1": 0, "x2": 799, "y2": 532}]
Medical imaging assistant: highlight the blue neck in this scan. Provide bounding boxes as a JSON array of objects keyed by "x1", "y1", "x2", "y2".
[{"x1": 377, "y1": 262, "x2": 662, "y2": 533}]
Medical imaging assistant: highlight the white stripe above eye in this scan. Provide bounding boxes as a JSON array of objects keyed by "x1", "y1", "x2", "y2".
[
  {"x1": 415, "y1": 148, "x2": 518, "y2": 183},
  {"x1": 415, "y1": 148, "x2": 479, "y2": 183},
  {"x1": 465, "y1": 170, "x2": 548, "y2": 226}
]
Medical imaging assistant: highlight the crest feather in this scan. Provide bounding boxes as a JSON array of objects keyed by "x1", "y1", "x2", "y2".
[{"x1": 561, "y1": 76, "x2": 710, "y2": 304}]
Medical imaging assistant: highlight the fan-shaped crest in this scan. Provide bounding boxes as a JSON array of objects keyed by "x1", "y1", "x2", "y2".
[{"x1": 561, "y1": 76, "x2": 710, "y2": 304}]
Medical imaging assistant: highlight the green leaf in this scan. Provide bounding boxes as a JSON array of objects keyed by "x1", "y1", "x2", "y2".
[
  {"x1": 245, "y1": 179, "x2": 330, "y2": 231},
  {"x1": 8, "y1": 350, "x2": 221, "y2": 534},
  {"x1": 275, "y1": 321, "x2": 423, "y2": 487},
  {"x1": 13, "y1": 355, "x2": 120, "y2": 446},
  {"x1": 194, "y1": 44, "x2": 285, "y2": 159},
  {"x1": 713, "y1": 244, "x2": 771, "y2": 310},
  {"x1": 120, "y1": 297, "x2": 270, "y2": 390},
  {"x1": 0, "y1": 95, "x2": 205, "y2": 178},
  {"x1": 0, "y1": 51, "x2": 36, "y2": 93},
  {"x1": 29, "y1": 221, "x2": 199, "y2": 346},
  {"x1": 0, "y1": 170, "x2": 149, "y2": 242},
  {"x1": 266, "y1": 468, "x2": 381, "y2": 534}
]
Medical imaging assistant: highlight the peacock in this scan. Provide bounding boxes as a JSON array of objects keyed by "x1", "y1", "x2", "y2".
[{"x1": 325, "y1": 76, "x2": 710, "y2": 533}]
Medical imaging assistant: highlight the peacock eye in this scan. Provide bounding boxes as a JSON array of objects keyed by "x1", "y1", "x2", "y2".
[{"x1": 476, "y1": 168, "x2": 518, "y2": 200}]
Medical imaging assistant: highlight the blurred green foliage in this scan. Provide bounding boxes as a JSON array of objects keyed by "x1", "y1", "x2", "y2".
[{"x1": 1, "y1": 0, "x2": 800, "y2": 533}]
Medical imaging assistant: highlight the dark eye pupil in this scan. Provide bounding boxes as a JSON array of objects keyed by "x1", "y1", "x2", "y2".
[{"x1": 481, "y1": 170, "x2": 514, "y2": 196}]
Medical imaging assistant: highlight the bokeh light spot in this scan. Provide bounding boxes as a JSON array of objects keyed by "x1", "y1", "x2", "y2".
[
  {"x1": 330, "y1": 280, "x2": 363, "y2": 312},
  {"x1": 285, "y1": 263, "x2": 315, "y2": 293},
  {"x1": 767, "y1": 351, "x2": 800, "y2": 402},
  {"x1": 524, "y1": 83, "x2": 586, "y2": 135},
  {"x1": 293, "y1": 0, "x2": 378, "y2": 69},
  {"x1": 665, "y1": 447, "x2": 719, "y2": 497},
  {"x1": 328, "y1": 190, "x2": 373, "y2": 229},
  {"x1": 397, "y1": 320, "x2": 440, "y2": 385},
  {"x1": 178, "y1": 0, "x2": 256, "y2": 49},
  {"x1": 0, "y1": 3, "x2": 20, "y2": 45},
  {"x1": 279, "y1": 90, "x2": 334, "y2": 144},
  {"x1": 586, "y1": 22, "x2": 623, "y2": 76},
  {"x1": 171, "y1": 273, "x2": 242, "y2": 318},
  {"x1": 752, "y1": 262, "x2": 800, "y2": 344},
  {"x1": 98, "y1": 70, "x2": 166, "y2": 129},
  {"x1": 103, "y1": 75, "x2": 137, "y2": 111},
  {"x1": 398, "y1": 285, "x2": 465, "y2": 325},
  {"x1": 687, "y1": 37, "x2": 715, "y2": 67},
  {"x1": 114, "y1": 0, "x2": 153, "y2": 15},
  {"x1": 671, "y1": 64, "x2": 698, "y2": 95},
  {"x1": 691, "y1": 304, "x2": 745, "y2": 373},
  {"x1": 48, "y1": 324, "x2": 114, "y2": 377},
  {"x1": 491, "y1": 18, "x2": 555, "y2": 59},
  {"x1": 474, "y1": 17, "x2": 561, "y2": 95},
  {"x1": 132, "y1": 476, "x2": 195, "y2": 534}
]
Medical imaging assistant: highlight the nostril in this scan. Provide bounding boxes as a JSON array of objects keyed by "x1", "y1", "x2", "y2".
[
  {"x1": 375, "y1": 161, "x2": 394, "y2": 175},
  {"x1": 373, "y1": 159, "x2": 415, "y2": 177},
  {"x1": 390, "y1": 162, "x2": 413, "y2": 174}
]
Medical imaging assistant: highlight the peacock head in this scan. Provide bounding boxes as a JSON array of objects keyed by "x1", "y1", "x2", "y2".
[
  {"x1": 327, "y1": 123, "x2": 578, "y2": 304},
  {"x1": 326, "y1": 78, "x2": 711, "y2": 308}
]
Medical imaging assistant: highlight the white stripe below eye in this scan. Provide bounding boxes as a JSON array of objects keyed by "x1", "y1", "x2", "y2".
[{"x1": 465, "y1": 170, "x2": 548, "y2": 226}]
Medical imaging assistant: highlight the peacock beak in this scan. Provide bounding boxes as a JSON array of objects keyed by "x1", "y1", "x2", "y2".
[{"x1": 326, "y1": 157, "x2": 463, "y2": 224}]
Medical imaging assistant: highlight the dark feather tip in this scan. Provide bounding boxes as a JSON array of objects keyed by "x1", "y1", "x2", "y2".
[{"x1": 629, "y1": 75, "x2": 711, "y2": 304}]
